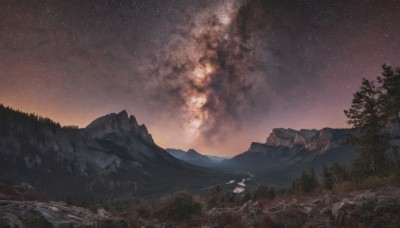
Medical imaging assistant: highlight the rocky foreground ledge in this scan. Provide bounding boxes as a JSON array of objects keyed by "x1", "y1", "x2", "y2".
[
  {"x1": 204, "y1": 186, "x2": 400, "y2": 227},
  {"x1": 132, "y1": 186, "x2": 400, "y2": 227},
  {"x1": 1, "y1": 186, "x2": 399, "y2": 227},
  {"x1": 0, "y1": 200, "x2": 129, "y2": 228}
]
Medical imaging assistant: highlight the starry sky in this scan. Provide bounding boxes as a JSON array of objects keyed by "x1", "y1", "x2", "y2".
[{"x1": 1, "y1": 0, "x2": 400, "y2": 156}]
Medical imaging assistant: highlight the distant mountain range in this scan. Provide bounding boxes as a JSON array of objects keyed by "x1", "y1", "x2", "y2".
[
  {"x1": 166, "y1": 148, "x2": 227, "y2": 166},
  {"x1": 224, "y1": 128, "x2": 359, "y2": 187},
  {"x1": 0, "y1": 105, "x2": 238, "y2": 201},
  {"x1": 4, "y1": 104, "x2": 397, "y2": 199}
]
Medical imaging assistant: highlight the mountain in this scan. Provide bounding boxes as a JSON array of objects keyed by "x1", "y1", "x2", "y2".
[
  {"x1": 166, "y1": 148, "x2": 221, "y2": 166},
  {"x1": 0, "y1": 105, "x2": 237, "y2": 201},
  {"x1": 206, "y1": 155, "x2": 228, "y2": 162},
  {"x1": 225, "y1": 128, "x2": 359, "y2": 187}
]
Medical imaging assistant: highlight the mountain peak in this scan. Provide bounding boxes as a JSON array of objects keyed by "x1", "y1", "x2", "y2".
[
  {"x1": 116, "y1": 109, "x2": 129, "y2": 119},
  {"x1": 165, "y1": 148, "x2": 212, "y2": 166},
  {"x1": 85, "y1": 110, "x2": 153, "y2": 143},
  {"x1": 266, "y1": 128, "x2": 318, "y2": 148},
  {"x1": 187, "y1": 149, "x2": 200, "y2": 155}
]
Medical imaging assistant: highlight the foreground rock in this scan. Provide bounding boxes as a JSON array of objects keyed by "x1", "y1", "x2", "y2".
[
  {"x1": 268, "y1": 187, "x2": 400, "y2": 227},
  {"x1": 204, "y1": 186, "x2": 400, "y2": 227},
  {"x1": 0, "y1": 200, "x2": 129, "y2": 228}
]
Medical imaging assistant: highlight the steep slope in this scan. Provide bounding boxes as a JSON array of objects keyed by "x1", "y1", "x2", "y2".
[
  {"x1": 226, "y1": 128, "x2": 358, "y2": 187},
  {"x1": 166, "y1": 148, "x2": 219, "y2": 166},
  {"x1": 0, "y1": 105, "x2": 234, "y2": 201}
]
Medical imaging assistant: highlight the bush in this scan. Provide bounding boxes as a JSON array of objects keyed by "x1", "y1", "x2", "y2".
[
  {"x1": 291, "y1": 168, "x2": 319, "y2": 194},
  {"x1": 357, "y1": 175, "x2": 395, "y2": 190},
  {"x1": 135, "y1": 202, "x2": 152, "y2": 219},
  {"x1": 253, "y1": 185, "x2": 275, "y2": 200},
  {"x1": 332, "y1": 181, "x2": 354, "y2": 194},
  {"x1": 206, "y1": 186, "x2": 237, "y2": 209},
  {"x1": 154, "y1": 191, "x2": 203, "y2": 222},
  {"x1": 207, "y1": 211, "x2": 242, "y2": 228}
]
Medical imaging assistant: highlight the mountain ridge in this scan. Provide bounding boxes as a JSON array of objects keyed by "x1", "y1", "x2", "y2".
[
  {"x1": 0, "y1": 104, "x2": 236, "y2": 201},
  {"x1": 225, "y1": 127, "x2": 358, "y2": 187}
]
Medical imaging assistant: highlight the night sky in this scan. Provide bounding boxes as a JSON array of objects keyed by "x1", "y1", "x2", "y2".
[{"x1": 1, "y1": 0, "x2": 400, "y2": 156}]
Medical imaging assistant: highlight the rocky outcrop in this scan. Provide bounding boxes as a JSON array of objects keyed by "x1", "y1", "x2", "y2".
[
  {"x1": 268, "y1": 187, "x2": 400, "y2": 227},
  {"x1": 0, "y1": 200, "x2": 129, "y2": 228},
  {"x1": 85, "y1": 110, "x2": 154, "y2": 144},
  {"x1": 227, "y1": 128, "x2": 358, "y2": 187},
  {"x1": 265, "y1": 128, "x2": 354, "y2": 152},
  {"x1": 266, "y1": 128, "x2": 319, "y2": 148},
  {"x1": 204, "y1": 186, "x2": 400, "y2": 227}
]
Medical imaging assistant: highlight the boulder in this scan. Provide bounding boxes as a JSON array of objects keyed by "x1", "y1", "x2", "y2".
[
  {"x1": 332, "y1": 201, "x2": 355, "y2": 219},
  {"x1": 319, "y1": 207, "x2": 330, "y2": 215},
  {"x1": 0, "y1": 200, "x2": 129, "y2": 228}
]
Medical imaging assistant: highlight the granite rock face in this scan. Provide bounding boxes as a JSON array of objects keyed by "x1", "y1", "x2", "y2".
[
  {"x1": 266, "y1": 128, "x2": 318, "y2": 148},
  {"x1": 265, "y1": 128, "x2": 354, "y2": 152},
  {"x1": 0, "y1": 200, "x2": 129, "y2": 228},
  {"x1": 85, "y1": 110, "x2": 154, "y2": 144},
  {"x1": 227, "y1": 128, "x2": 358, "y2": 187}
]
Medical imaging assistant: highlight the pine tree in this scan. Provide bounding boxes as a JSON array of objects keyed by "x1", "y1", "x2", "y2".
[
  {"x1": 291, "y1": 168, "x2": 319, "y2": 194},
  {"x1": 321, "y1": 164, "x2": 334, "y2": 190},
  {"x1": 344, "y1": 79, "x2": 390, "y2": 177},
  {"x1": 377, "y1": 64, "x2": 400, "y2": 128},
  {"x1": 377, "y1": 65, "x2": 400, "y2": 174},
  {"x1": 331, "y1": 161, "x2": 349, "y2": 185},
  {"x1": 253, "y1": 185, "x2": 275, "y2": 200}
]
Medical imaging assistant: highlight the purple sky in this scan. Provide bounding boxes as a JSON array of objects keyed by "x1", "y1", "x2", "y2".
[{"x1": 1, "y1": 0, "x2": 399, "y2": 155}]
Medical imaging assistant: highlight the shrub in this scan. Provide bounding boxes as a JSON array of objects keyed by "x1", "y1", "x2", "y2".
[
  {"x1": 253, "y1": 185, "x2": 276, "y2": 200},
  {"x1": 242, "y1": 193, "x2": 252, "y2": 204},
  {"x1": 207, "y1": 211, "x2": 242, "y2": 228},
  {"x1": 291, "y1": 168, "x2": 319, "y2": 194},
  {"x1": 135, "y1": 202, "x2": 152, "y2": 219},
  {"x1": 206, "y1": 186, "x2": 237, "y2": 209},
  {"x1": 321, "y1": 164, "x2": 334, "y2": 190},
  {"x1": 154, "y1": 191, "x2": 203, "y2": 222},
  {"x1": 357, "y1": 175, "x2": 394, "y2": 190},
  {"x1": 332, "y1": 181, "x2": 354, "y2": 194}
]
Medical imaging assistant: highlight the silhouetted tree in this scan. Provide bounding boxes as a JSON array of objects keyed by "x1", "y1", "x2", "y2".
[
  {"x1": 331, "y1": 162, "x2": 349, "y2": 185},
  {"x1": 377, "y1": 64, "x2": 400, "y2": 128},
  {"x1": 321, "y1": 164, "x2": 334, "y2": 190},
  {"x1": 344, "y1": 79, "x2": 390, "y2": 177},
  {"x1": 206, "y1": 186, "x2": 222, "y2": 209},
  {"x1": 291, "y1": 168, "x2": 319, "y2": 194},
  {"x1": 253, "y1": 185, "x2": 275, "y2": 200}
]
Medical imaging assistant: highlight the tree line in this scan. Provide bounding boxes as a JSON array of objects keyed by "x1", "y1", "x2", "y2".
[{"x1": 0, "y1": 104, "x2": 79, "y2": 135}]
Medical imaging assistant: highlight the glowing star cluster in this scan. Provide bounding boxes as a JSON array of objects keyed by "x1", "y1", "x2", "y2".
[
  {"x1": 181, "y1": 0, "x2": 251, "y2": 140},
  {"x1": 149, "y1": 0, "x2": 265, "y2": 143}
]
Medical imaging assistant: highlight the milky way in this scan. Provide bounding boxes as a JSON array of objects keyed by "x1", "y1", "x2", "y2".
[
  {"x1": 148, "y1": 0, "x2": 263, "y2": 142},
  {"x1": 1, "y1": 0, "x2": 400, "y2": 155}
]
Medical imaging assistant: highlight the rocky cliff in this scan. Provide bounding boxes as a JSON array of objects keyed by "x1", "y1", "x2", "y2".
[
  {"x1": 227, "y1": 128, "x2": 358, "y2": 187},
  {"x1": 265, "y1": 128, "x2": 355, "y2": 152},
  {"x1": 85, "y1": 110, "x2": 154, "y2": 144}
]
